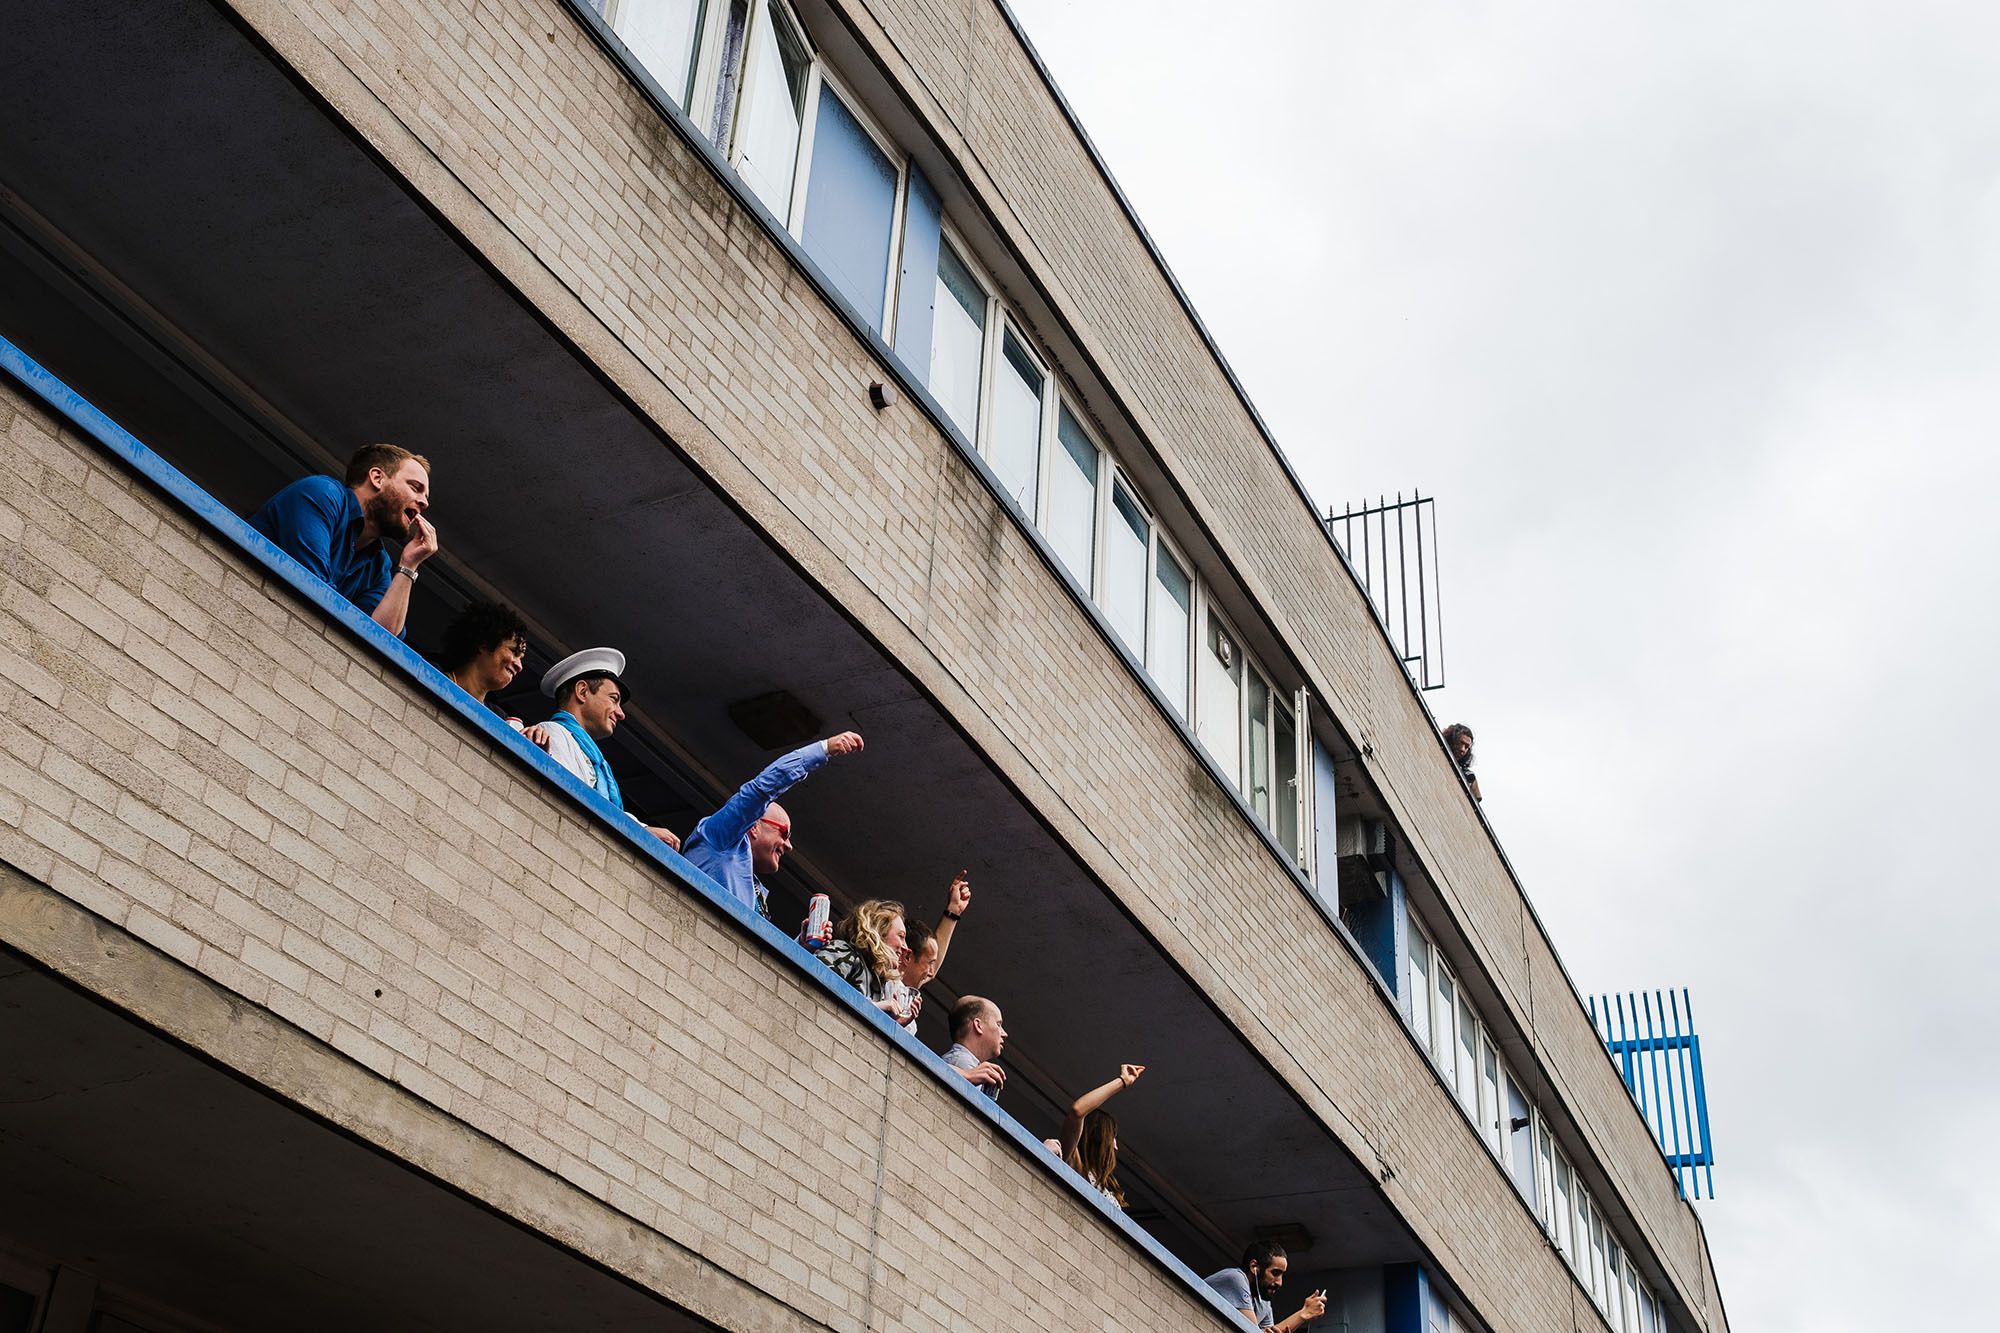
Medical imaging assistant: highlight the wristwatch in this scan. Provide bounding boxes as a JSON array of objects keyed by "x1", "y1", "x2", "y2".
[{"x1": 395, "y1": 565, "x2": 419, "y2": 581}]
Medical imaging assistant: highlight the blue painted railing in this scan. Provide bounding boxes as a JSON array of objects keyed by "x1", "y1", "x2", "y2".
[
  {"x1": 1589, "y1": 989, "x2": 1716, "y2": 1199},
  {"x1": 0, "y1": 328, "x2": 1251, "y2": 1327}
]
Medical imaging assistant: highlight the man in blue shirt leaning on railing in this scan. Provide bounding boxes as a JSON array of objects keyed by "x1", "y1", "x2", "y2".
[
  {"x1": 680, "y1": 729, "x2": 864, "y2": 920},
  {"x1": 247, "y1": 443, "x2": 439, "y2": 637}
]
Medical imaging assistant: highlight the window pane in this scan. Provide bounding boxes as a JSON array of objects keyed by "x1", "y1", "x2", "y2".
[
  {"x1": 1456, "y1": 995, "x2": 1479, "y2": 1115},
  {"x1": 1482, "y1": 1040, "x2": 1503, "y2": 1155},
  {"x1": 1537, "y1": 1123, "x2": 1555, "y2": 1229},
  {"x1": 1434, "y1": 968, "x2": 1457, "y2": 1088},
  {"x1": 1148, "y1": 545, "x2": 1192, "y2": 717},
  {"x1": 1196, "y1": 612, "x2": 1244, "y2": 788},
  {"x1": 1104, "y1": 482, "x2": 1149, "y2": 653},
  {"x1": 990, "y1": 329, "x2": 1043, "y2": 513},
  {"x1": 1047, "y1": 405, "x2": 1098, "y2": 589},
  {"x1": 609, "y1": 0, "x2": 706, "y2": 106},
  {"x1": 1625, "y1": 1267, "x2": 1642, "y2": 1333},
  {"x1": 929, "y1": 242, "x2": 984, "y2": 439},
  {"x1": 1556, "y1": 1158, "x2": 1576, "y2": 1261},
  {"x1": 1274, "y1": 698, "x2": 1299, "y2": 860},
  {"x1": 1246, "y1": 669, "x2": 1272, "y2": 825},
  {"x1": 1574, "y1": 1189, "x2": 1592, "y2": 1280},
  {"x1": 1508, "y1": 1072, "x2": 1537, "y2": 1203},
  {"x1": 1408, "y1": 929, "x2": 1432, "y2": 1048},
  {"x1": 1591, "y1": 1210, "x2": 1608, "y2": 1306},
  {"x1": 733, "y1": 1, "x2": 808, "y2": 218},
  {"x1": 893, "y1": 168, "x2": 942, "y2": 377},
  {"x1": 800, "y1": 83, "x2": 898, "y2": 332}
]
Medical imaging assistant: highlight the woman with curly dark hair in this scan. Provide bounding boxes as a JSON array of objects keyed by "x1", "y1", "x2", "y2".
[{"x1": 438, "y1": 600, "x2": 540, "y2": 736}]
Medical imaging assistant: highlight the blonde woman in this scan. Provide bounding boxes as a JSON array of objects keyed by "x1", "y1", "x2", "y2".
[
  {"x1": 817, "y1": 899, "x2": 913, "y2": 1024},
  {"x1": 1060, "y1": 1063, "x2": 1145, "y2": 1207}
]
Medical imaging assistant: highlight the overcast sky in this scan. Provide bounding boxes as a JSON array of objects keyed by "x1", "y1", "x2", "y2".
[{"x1": 1005, "y1": 1, "x2": 1999, "y2": 1327}]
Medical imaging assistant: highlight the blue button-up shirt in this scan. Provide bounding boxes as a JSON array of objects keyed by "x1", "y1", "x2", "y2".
[
  {"x1": 247, "y1": 475, "x2": 393, "y2": 619},
  {"x1": 681, "y1": 741, "x2": 829, "y2": 917}
]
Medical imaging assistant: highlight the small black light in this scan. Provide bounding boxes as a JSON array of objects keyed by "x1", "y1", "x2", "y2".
[{"x1": 868, "y1": 381, "x2": 894, "y2": 411}]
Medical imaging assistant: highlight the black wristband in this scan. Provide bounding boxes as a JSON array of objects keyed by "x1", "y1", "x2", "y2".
[{"x1": 944, "y1": 911, "x2": 963, "y2": 920}]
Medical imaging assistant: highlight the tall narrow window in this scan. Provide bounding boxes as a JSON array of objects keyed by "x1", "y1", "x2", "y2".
[
  {"x1": 606, "y1": 0, "x2": 707, "y2": 107},
  {"x1": 929, "y1": 242, "x2": 985, "y2": 439},
  {"x1": 1273, "y1": 697, "x2": 1299, "y2": 860},
  {"x1": 1508, "y1": 1074, "x2": 1537, "y2": 1203},
  {"x1": 1590, "y1": 1209, "x2": 1608, "y2": 1306},
  {"x1": 1624, "y1": 1266, "x2": 1642, "y2": 1333},
  {"x1": 1100, "y1": 480, "x2": 1148, "y2": 655},
  {"x1": 1481, "y1": 1039, "x2": 1504, "y2": 1155},
  {"x1": 1456, "y1": 995, "x2": 1479, "y2": 1116},
  {"x1": 1197, "y1": 612, "x2": 1244, "y2": 788},
  {"x1": 1047, "y1": 405, "x2": 1099, "y2": 590},
  {"x1": 990, "y1": 328, "x2": 1044, "y2": 513},
  {"x1": 1246, "y1": 669, "x2": 1272, "y2": 826},
  {"x1": 1537, "y1": 1123, "x2": 1556, "y2": 1231},
  {"x1": 1552, "y1": 1155, "x2": 1574, "y2": 1261},
  {"x1": 800, "y1": 83, "x2": 899, "y2": 332},
  {"x1": 1433, "y1": 967, "x2": 1458, "y2": 1090},
  {"x1": 1408, "y1": 929, "x2": 1433, "y2": 1050},
  {"x1": 1148, "y1": 545, "x2": 1192, "y2": 717},
  {"x1": 731, "y1": 1, "x2": 809, "y2": 218}
]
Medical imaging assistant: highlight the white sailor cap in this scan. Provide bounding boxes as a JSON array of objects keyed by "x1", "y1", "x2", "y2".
[{"x1": 540, "y1": 646, "x2": 627, "y2": 698}]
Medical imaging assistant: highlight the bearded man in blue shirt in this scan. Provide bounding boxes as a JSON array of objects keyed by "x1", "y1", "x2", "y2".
[{"x1": 247, "y1": 443, "x2": 439, "y2": 636}]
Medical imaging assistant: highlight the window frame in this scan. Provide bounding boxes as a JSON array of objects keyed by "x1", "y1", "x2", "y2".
[{"x1": 790, "y1": 63, "x2": 912, "y2": 335}]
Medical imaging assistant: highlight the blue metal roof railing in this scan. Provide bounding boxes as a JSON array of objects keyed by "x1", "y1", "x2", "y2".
[{"x1": 1589, "y1": 989, "x2": 1716, "y2": 1200}]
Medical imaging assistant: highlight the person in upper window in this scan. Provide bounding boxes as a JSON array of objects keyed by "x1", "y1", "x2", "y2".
[
  {"x1": 815, "y1": 899, "x2": 915, "y2": 1025},
  {"x1": 1443, "y1": 723, "x2": 1482, "y2": 802},
  {"x1": 679, "y1": 730, "x2": 864, "y2": 920},
  {"x1": 247, "y1": 443, "x2": 438, "y2": 636},
  {"x1": 1058, "y1": 1062, "x2": 1145, "y2": 1208},
  {"x1": 886, "y1": 871, "x2": 972, "y2": 1035},
  {"x1": 535, "y1": 647, "x2": 679, "y2": 850},
  {"x1": 1203, "y1": 1240, "x2": 1326, "y2": 1332},
  {"x1": 940, "y1": 996, "x2": 1007, "y2": 1101}
]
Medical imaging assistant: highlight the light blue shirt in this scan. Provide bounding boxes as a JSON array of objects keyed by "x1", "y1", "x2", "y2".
[
  {"x1": 681, "y1": 741, "x2": 828, "y2": 918},
  {"x1": 942, "y1": 1043, "x2": 1000, "y2": 1102},
  {"x1": 1202, "y1": 1269, "x2": 1272, "y2": 1328}
]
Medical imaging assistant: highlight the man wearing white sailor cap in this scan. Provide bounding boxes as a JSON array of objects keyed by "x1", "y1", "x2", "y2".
[{"x1": 536, "y1": 647, "x2": 680, "y2": 850}]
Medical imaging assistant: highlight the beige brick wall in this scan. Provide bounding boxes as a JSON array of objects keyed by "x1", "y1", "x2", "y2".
[
  {"x1": 0, "y1": 382, "x2": 1240, "y2": 1332},
  {"x1": 47, "y1": 0, "x2": 1723, "y2": 1326}
]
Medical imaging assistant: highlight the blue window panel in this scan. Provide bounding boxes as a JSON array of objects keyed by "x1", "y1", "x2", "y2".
[
  {"x1": 1347, "y1": 868, "x2": 1403, "y2": 997},
  {"x1": 893, "y1": 166, "x2": 941, "y2": 379},
  {"x1": 801, "y1": 83, "x2": 898, "y2": 334}
]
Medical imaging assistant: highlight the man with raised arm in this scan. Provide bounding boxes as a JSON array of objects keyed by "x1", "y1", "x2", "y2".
[
  {"x1": 679, "y1": 730, "x2": 865, "y2": 919},
  {"x1": 1203, "y1": 1240, "x2": 1326, "y2": 1331},
  {"x1": 248, "y1": 443, "x2": 439, "y2": 636},
  {"x1": 535, "y1": 647, "x2": 679, "y2": 850}
]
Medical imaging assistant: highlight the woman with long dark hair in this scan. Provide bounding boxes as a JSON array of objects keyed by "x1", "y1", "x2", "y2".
[{"x1": 1058, "y1": 1063, "x2": 1145, "y2": 1207}]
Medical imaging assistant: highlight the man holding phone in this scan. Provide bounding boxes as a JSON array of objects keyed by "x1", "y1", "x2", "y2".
[{"x1": 1203, "y1": 1240, "x2": 1327, "y2": 1330}]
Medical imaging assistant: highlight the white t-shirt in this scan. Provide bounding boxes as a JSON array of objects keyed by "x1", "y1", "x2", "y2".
[{"x1": 541, "y1": 724, "x2": 597, "y2": 788}]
